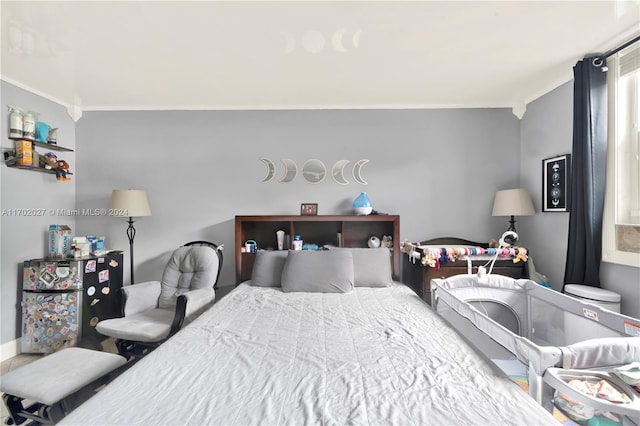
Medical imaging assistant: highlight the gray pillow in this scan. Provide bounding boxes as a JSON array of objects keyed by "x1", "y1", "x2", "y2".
[
  {"x1": 331, "y1": 247, "x2": 393, "y2": 287},
  {"x1": 250, "y1": 250, "x2": 289, "y2": 287},
  {"x1": 281, "y1": 250, "x2": 354, "y2": 293}
]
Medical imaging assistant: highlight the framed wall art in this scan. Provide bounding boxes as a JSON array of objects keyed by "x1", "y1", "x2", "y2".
[
  {"x1": 542, "y1": 154, "x2": 571, "y2": 212},
  {"x1": 300, "y1": 203, "x2": 318, "y2": 216}
]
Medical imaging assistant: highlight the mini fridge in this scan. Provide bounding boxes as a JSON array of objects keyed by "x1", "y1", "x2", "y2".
[{"x1": 21, "y1": 259, "x2": 83, "y2": 353}]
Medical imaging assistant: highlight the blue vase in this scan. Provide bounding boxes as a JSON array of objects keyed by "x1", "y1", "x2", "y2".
[{"x1": 353, "y1": 192, "x2": 373, "y2": 215}]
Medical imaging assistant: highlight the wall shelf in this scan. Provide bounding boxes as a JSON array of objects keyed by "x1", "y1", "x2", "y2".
[
  {"x1": 5, "y1": 130, "x2": 73, "y2": 174},
  {"x1": 8, "y1": 137, "x2": 73, "y2": 152},
  {"x1": 5, "y1": 164, "x2": 73, "y2": 175}
]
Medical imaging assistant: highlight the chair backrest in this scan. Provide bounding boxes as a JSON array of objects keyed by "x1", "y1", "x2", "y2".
[
  {"x1": 158, "y1": 242, "x2": 223, "y2": 309},
  {"x1": 183, "y1": 241, "x2": 224, "y2": 288}
]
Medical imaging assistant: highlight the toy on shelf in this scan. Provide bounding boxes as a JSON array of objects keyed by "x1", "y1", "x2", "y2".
[
  {"x1": 40, "y1": 152, "x2": 71, "y2": 181},
  {"x1": 40, "y1": 152, "x2": 56, "y2": 169},
  {"x1": 55, "y1": 160, "x2": 71, "y2": 181},
  {"x1": 35, "y1": 122, "x2": 51, "y2": 143}
]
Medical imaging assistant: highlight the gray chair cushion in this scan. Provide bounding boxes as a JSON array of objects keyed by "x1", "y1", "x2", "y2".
[
  {"x1": 281, "y1": 250, "x2": 354, "y2": 293},
  {"x1": 96, "y1": 308, "x2": 175, "y2": 342},
  {"x1": 159, "y1": 246, "x2": 220, "y2": 309},
  {"x1": 122, "y1": 280, "x2": 162, "y2": 316}
]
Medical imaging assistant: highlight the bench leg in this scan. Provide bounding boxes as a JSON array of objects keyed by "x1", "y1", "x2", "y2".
[
  {"x1": 2, "y1": 350, "x2": 128, "y2": 425},
  {"x1": 116, "y1": 339, "x2": 158, "y2": 359},
  {"x1": 2, "y1": 394, "x2": 27, "y2": 425},
  {"x1": 2, "y1": 393, "x2": 62, "y2": 425}
]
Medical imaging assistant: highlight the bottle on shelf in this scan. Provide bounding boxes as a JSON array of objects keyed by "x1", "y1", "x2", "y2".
[
  {"x1": 8, "y1": 105, "x2": 23, "y2": 139},
  {"x1": 22, "y1": 111, "x2": 38, "y2": 141}
]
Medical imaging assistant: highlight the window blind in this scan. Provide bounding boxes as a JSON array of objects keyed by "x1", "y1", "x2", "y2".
[{"x1": 619, "y1": 44, "x2": 640, "y2": 77}]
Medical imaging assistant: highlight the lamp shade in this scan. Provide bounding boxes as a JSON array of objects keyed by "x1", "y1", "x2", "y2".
[
  {"x1": 492, "y1": 188, "x2": 535, "y2": 217},
  {"x1": 109, "y1": 189, "x2": 152, "y2": 218}
]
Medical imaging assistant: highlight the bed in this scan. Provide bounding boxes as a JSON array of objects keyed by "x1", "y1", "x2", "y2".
[{"x1": 60, "y1": 248, "x2": 559, "y2": 425}]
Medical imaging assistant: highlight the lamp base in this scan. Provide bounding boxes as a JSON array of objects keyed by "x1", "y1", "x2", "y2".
[{"x1": 126, "y1": 217, "x2": 136, "y2": 284}]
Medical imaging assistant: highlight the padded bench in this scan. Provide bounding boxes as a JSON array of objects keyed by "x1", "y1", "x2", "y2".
[{"x1": 1, "y1": 347, "x2": 127, "y2": 425}]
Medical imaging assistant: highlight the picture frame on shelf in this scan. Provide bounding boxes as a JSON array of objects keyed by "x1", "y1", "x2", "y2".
[
  {"x1": 300, "y1": 203, "x2": 318, "y2": 216},
  {"x1": 542, "y1": 154, "x2": 571, "y2": 212}
]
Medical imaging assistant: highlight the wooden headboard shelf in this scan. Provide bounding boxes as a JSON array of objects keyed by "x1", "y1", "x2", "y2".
[{"x1": 235, "y1": 215, "x2": 401, "y2": 283}]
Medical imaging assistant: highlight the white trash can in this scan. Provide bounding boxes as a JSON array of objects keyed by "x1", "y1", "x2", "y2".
[{"x1": 563, "y1": 284, "x2": 622, "y2": 345}]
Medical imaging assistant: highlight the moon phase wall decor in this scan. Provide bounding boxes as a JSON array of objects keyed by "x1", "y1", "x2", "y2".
[
  {"x1": 260, "y1": 158, "x2": 277, "y2": 182},
  {"x1": 332, "y1": 160, "x2": 350, "y2": 185},
  {"x1": 352, "y1": 159, "x2": 369, "y2": 185},
  {"x1": 302, "y1": 159, "x2": 326, "y2": 184},
  {"x1": 280, "y1": 29, "x2": 362, "y2": 54},
  {"x1": 279, "y1": 158, "x2": 298, "y2": 183},
  {"x1": 542, "y1": 154, "x2": 570, "y2": 212},
  {"x1": 260, "y1": 158, "x2": 369, "y2": 185}
]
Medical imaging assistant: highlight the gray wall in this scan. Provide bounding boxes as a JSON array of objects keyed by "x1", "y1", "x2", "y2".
[
  {"x1": 521, "y1": 81, "x2": 640, "y2": 318},
  {"x1": 1, "y1": 81, "x2": 77, "y2": 346},
  {"x1": 519, "y1": 82, "x2": 573, "y2": 290},
  {"x1": 73, "y1": 109, "x2": 519, "y2": 290}
]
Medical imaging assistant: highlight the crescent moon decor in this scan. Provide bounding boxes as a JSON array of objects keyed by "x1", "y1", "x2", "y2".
[
  {"x1": 260, "y1": 157, "x2": 276, "y2": 183},
  {"x1": 332, "y1": 160, "x2": 350, "y2": 185},
  {"x1": 302, "y1": 159, "x2": 326, "y2": 184},
  {"x1": 352, "y1": 159, "x2": 370, "y2": 185},
  {"x1": 332, "y1": 28, "x2": 348, "y2": 53},
  {"x1": 279, "y1": 158, "x2": 298, "y2": 183},
  {"x1": 352, "y1": 29, "x2": 362, "y2": 48}
]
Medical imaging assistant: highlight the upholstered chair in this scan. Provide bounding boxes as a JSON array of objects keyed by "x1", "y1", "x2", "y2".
[{"x1": 96, "y1": 241, "x2": 223, "y2": 358}]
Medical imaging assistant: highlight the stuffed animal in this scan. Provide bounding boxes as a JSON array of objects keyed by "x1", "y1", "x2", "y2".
[
  {"x1": 513, "y1": 247, "x2": 529, "y2": 263},
  {"x1": 380, "y1": 235, "x2": 393, "y2": 248},
  {"x1": 55, "y1": 160, "x2": 71, "y2": 181},
  {"x1": 40, "y1": 152, "x2": 57, "y2": 169},
  {"x1": 39, "y1": 152, "x2": 70, "y2": 181}
]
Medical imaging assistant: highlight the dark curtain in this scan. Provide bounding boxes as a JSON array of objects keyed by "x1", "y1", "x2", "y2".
[{"x1": 563, "y1": 57, "x2": 608, "y2": 289}]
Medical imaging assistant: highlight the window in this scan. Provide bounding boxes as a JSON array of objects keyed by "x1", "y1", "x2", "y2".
[{"x1": 603, "y1": 42, "x2": 640, "y2": 267}]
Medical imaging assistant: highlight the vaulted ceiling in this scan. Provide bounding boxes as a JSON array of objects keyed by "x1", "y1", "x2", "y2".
[{"x1": 2, "y1": 1, "x2": 639, "y2": 119}]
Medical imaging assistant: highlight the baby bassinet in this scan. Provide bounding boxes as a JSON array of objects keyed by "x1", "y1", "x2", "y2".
[{"x1": 431, "y1": 274, "x2": 640, "y2": 423}]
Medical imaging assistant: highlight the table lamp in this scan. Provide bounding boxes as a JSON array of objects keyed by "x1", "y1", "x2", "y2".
[
  {"x1": 109, "y1": 189, "x2": 152, "y2": 284},
  {"x1": 492, "y1": 188, "x2": 535, "y2": 234}
]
